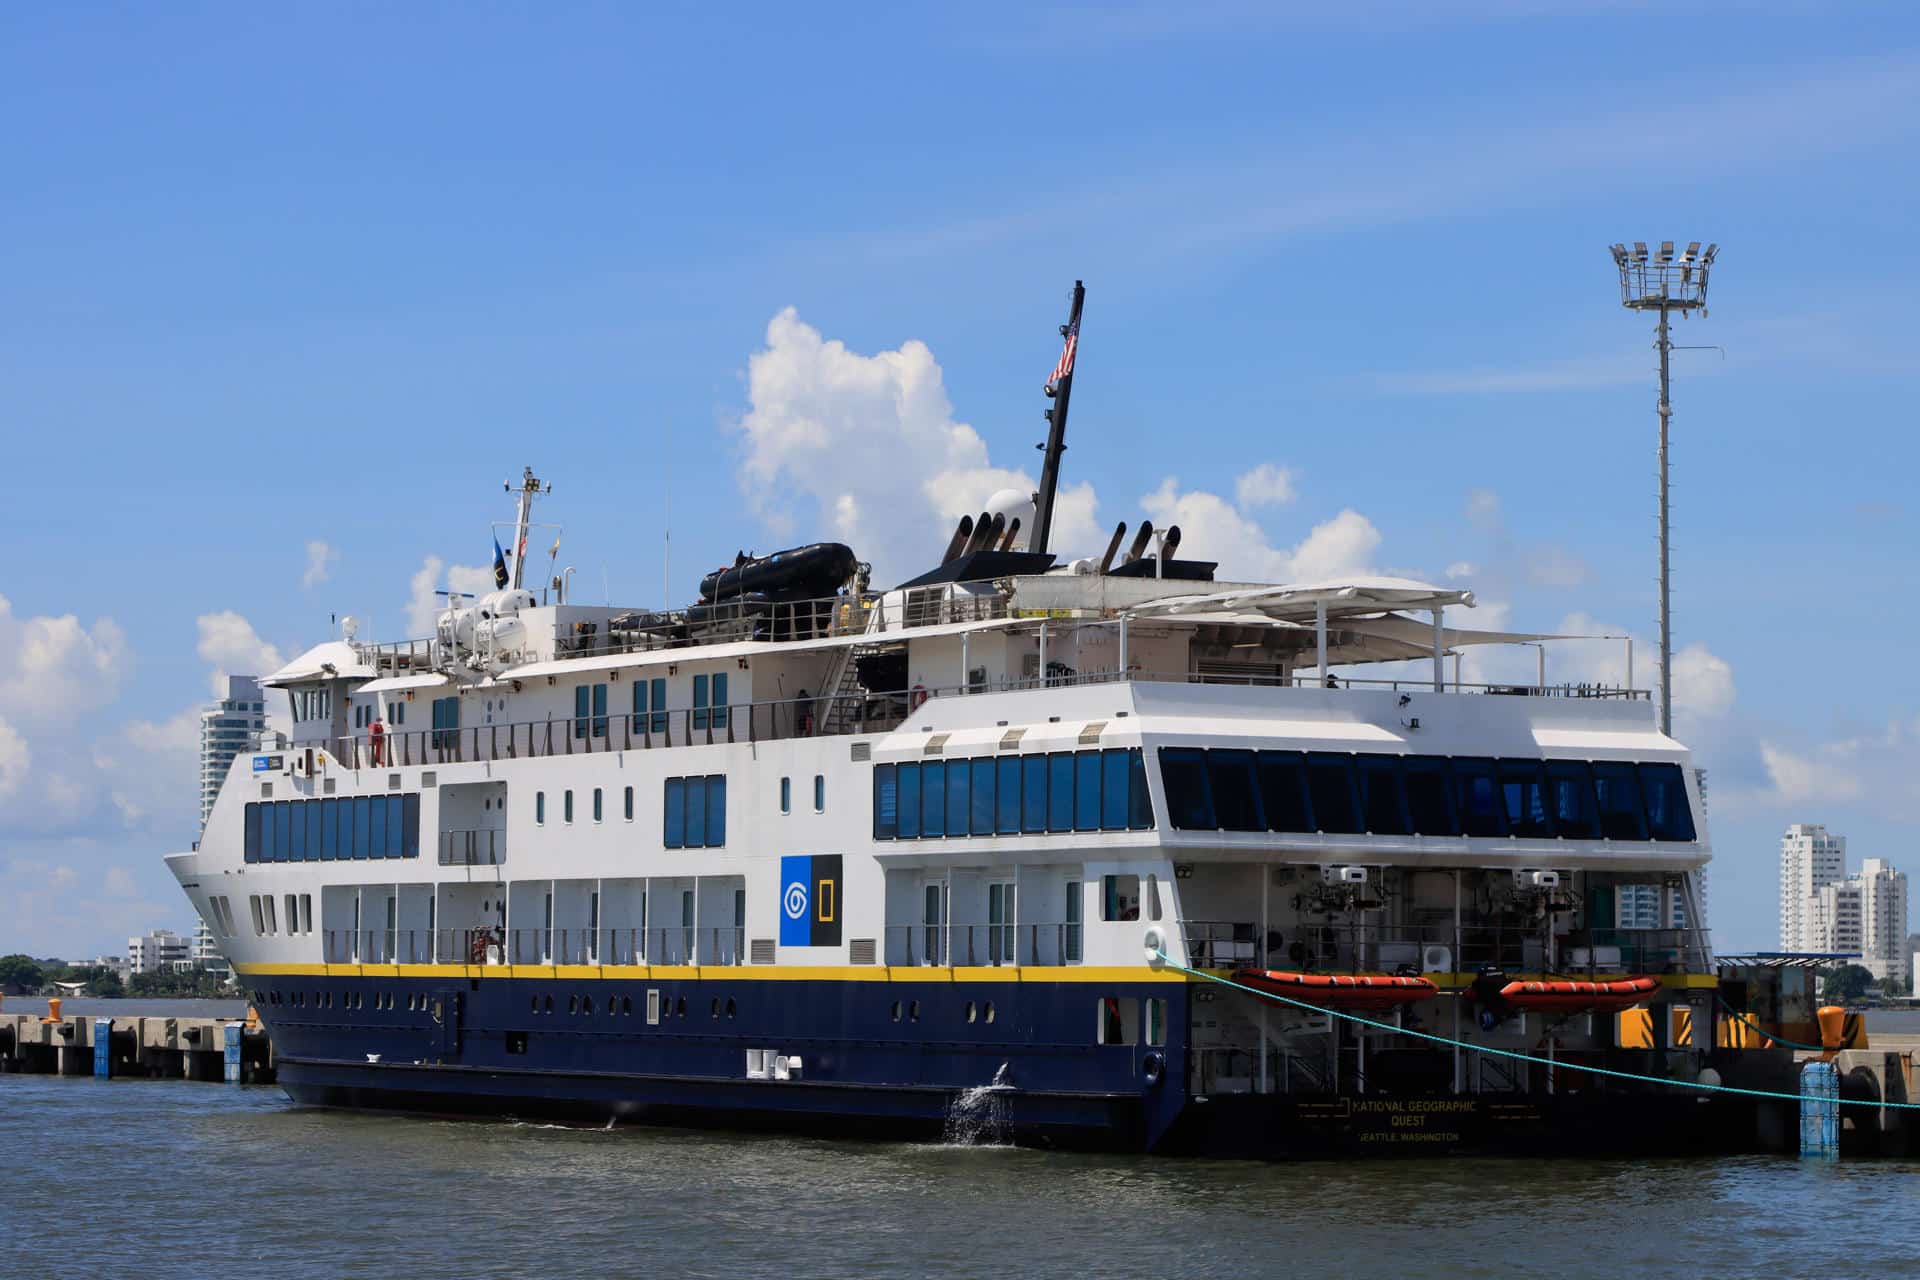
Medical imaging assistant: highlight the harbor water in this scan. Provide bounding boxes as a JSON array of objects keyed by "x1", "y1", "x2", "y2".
[{"x1": 5, "y1": 1068, "x2": 1919, "y2": 1279}]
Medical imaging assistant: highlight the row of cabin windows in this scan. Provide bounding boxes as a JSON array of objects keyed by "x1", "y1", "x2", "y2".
[
  {"x1": 244, "y1": 796, "x2": 423, "y2": 862},
  {"x1": 872, "y1": 749, "x2": 1154, "y2": 841},
  {"x1": 573, "y1": 675, "x2": 730, "y2": 740},
  {"x1": 779, "y1": 775, "x2": 826, "y2": 814},
  {"x1": 1156, "y1": 749, "x2": 1698, "y2": 842},
  {"x1": 291, "y1": 688, "x2": 332, "y2": 722},
  {"x1": 531, "y1": 778, "x2": 727, "y2": 847},
  {"x1": 245, "y1": 892, "x2": 312, "y2": 937}
]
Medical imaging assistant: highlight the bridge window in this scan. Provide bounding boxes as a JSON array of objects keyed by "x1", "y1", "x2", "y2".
[
  {"x1": 921, "y1": 762, "x2": 947, "y2": 838},
  {"x1": 969, "y1": 759, "x2": 993, "y2": 835},
  {"x1": 1021, "y1": 755, "x2": 1047, "y2": 833},
  {"x1": 897, "y1": 762, "x2": 921, "y2": 837},
  {"x1": 1592, "y1": 763, "x2": 1647, "y2": 840},
  {"x1": 1047, "y1": 754, "x2": 1075, "y2": 833},
  {"x1": 1306, "y1": 754, "x2": 1362, "y2": 834},
  {"x1": 1453, "y1": 758, "x2": 1504, "y2": 836},
  {"x1": 946, "y1": 758, "x2": 969, "y2": 836},
  {"x1": 1498, "y1": 761, "x2": 1553, "y2": 838},
  {"x1": 1546, "y1": 761, "x2": 1600, "y2": 839},
  {"x1": 1638, "y1": 763, "x2": 1697, "y2": 841},
  {"x1": 871, "y1": 765, "x2": 897, "y2": 838},
  {"x1": 996, "y1": 757, "x2": 1021, "y2": 834},
  {"x1": 1206, "y1": 749, "x2": 1261, "y2": 831},
  {"x1": 875, "y1": 749, "x2": 1155, "y2": 840},
  {"x1": 1356, "y1": 756, "x2": 1411, "y2": 836},
  {"x1": 1402, "y1": 757, "x2": 1457, "y2": 835},
  {"x1": 1074, "y1": 752, "x2": 1102, "y2": 832}
]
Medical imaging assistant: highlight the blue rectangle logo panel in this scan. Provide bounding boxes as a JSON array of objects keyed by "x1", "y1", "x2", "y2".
[{"x1": 779, "y1": 855, "x2": 813, "y2": 946}]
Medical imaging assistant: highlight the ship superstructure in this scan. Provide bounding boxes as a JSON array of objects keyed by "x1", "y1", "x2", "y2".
[{"x1": 166, "y1": 296, "x2": 1727, "y2": 1156}]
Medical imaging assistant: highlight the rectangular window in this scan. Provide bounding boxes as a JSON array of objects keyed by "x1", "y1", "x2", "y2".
[
  {"x1": 1100, "y1": 749, "x2": 1131, "y2": 831},
  {"x1": 1145, "y1": 998, "x2": 1168, "y2": 1046},
  {"x1": 1592, "y1": 762, "x2": 1648, "y2": 840},
  {"x1": 274, "y1": 801, "x2": 293, "y2": 862},
  {"x1": 1146, "y1": 873, "x2": 1163, "y2": 921},
  {"x1": 385, "y1": 794, "x2": 404, "y2": 858},
  {"x1": 692, "y1": 674, "x2": 709, "y2": 731},
  {"x1": 1102, "y1": 873, "x2": 1140, "y2": 921},
  {"x1": 1356, "y1": 757, "x2": 1411, "y2": 836},
  {"x1": 284, "y1": 894, "x2": 298, "y2": 935},
  {"x1": 1255, "y1": 751, "x2": 1312, "y2": 833},
  {"x1": 664, "y1": 778, "x2": 686, "y2": 848},
  {"x1": 1453, "y1": 758, "x2": 1506, "y2": 837},
  {"x1": 1021, "y1": 755, "x2": 1048, "y2": 833},
  {"x1": 349, "y1": 795, "x2": 369, "y2": 858},
  {"x1": 431, "y1": 697, "x2": 459, "y2": 750},
  {"x1": 368, "y1": 795, "x2": 390, "y2": 857},
  {"x1": 1158, "y1": 748, "x2": 1214, "y2": 830},
  {"x1": 1128, "y1": 749, "x2": 1153, "y2": 830},
  {"x1": 946, "y1": 758, "x2": 970, "y2": 837},
  {"x1": 996, "y1": 757, "x2": 1022, "y2": 834},
  {"x1": 1097, "y1": 996, "x2": 1139, "y2": 1045},
  {"x1": 1498, "y1": 760, "x2": 1554, "y2": 838},
  {"x1": 1306, "y1": 754, "x2": 1362, "y2": 834},
  {"x1": 1206, "y1": 749, "x2": 1261, "y2": 831},
  {"x1": 244, "y1": 803, "x2": 261, "y2": 863},
  {"x1": 304, "y1": 800, "x2": 323, "y2": 860},
  {"x1": 401, "y1": 793, "x2": 420, "y2": 858},
  {"x1": 1545, "y1": 760, "x2": 1600, "y2": 839},
  {"x1": 592, "y1": 683, "x2": 608, "y2": 738},
  {"x1": 1047, "y1": 753, "x2": 1075, "y2": 833},
  {"x1": 921, "y1": 762, "x2": 946, "y2": 838},
  {"x1": 711, "y1": 672, "x2": 729, "y2": 730},
  {"x1": 631, "y1": 678, "x2": 649, "y2": 735},
  {"x1": 685, "y1": 777, "x2": 707, "y2": 847},
  {"x1": 897, "y1": 762, "x2": 921, "y2": 838},
  {"x1": 872, "y1": 764, "x2": 898, "y2": 840},
  {"x1": 706, "y1": 775, "x2": 726, "y2": 846},
  {"x1": 1638, "y1": 764, "x2": 1697, "y2": 841},
  {"x1": 649, "y1": 678, "x2": 667, "y2": 734},
  {"x1": 320, "y1": 797, "x2": 340, "y2": 860},
  {"x1": 1074, "y1": 751, "x2": 1102, "y2": 832},
  {"x1": 593, "y1": 787, "x2": 604, "y2": 823},
  {"x1": 970, "y1": 759, "x2": 994, "y2": 835},
  {"x1": 536, "y1": 791, "x2": 546, "y2": 825},
  {"x1": 249, "y1": 895, "x2": 265, "y2": 936},
  {"x1": 1402, "y1": 757, "x2": 1457, "y2": 835},
  {"x1": 624, "y1": 786, "x2": 634, "y2": 822},
  {"x1": 262, "y1": 895, "x2": 277, "y2": 935},
  {"x1": 1064, "y1": 881, "x2": 1083, "y2": 963},
  {"x1": 813, "y1": 773, "x2": 824, "y2": 814},
  {"x1": 780, "y1": 776, "x2": 792, "y2": 815},
  {"x1": 563, "y1": 789, "x2": 576, "y2": 824}
]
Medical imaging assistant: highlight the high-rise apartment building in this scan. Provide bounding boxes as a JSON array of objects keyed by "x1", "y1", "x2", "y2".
[
  {"x1": 1856, "y1": 858, "x2": 1909, "y2": 982},
  {"x1": 201, "y1": 675, "x2": 267, "y2": 832},
  {"x1": 1779, "y1": 823, "x2": 1846, "y2": 951},
  {"x1": 1809, "y1": 879, "x2": 1863, "y2": 956},
  {"x1": 127, "y1": 929, "x2": 192, "y2": 975}
]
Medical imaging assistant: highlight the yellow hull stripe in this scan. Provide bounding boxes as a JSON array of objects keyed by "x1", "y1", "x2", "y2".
[{"x1": 230, "y1": 963, "x2": 1717, "y2": 990}]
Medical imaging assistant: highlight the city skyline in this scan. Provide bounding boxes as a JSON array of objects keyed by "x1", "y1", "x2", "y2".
[{"x1": 3, "y1": 8, "x2": 1919, "y2": 957}]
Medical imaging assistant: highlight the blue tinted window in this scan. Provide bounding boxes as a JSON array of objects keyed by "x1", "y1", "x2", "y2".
[
  {"x1": 245, "y1": 803, "x2": 261, "y2": 862},
  {"x1": 921, "y1": 762, "x2": 946, "y2": 838},
  {"x1": 1545, "y1": 761, "x2": 1600, "y2": 839},
  {"x1": 706, "y1": 776, "x2": 726, "y2": 846},
  {"x1": 1022, "y1": 756, "x2": 1048, "y2": 833},
  {"x1": 1047, "y1": 754, "x2": 1075, "y2": 833},
  {"x1": 685, "y1": 777, "x2": 707, "y2": 847},
  {"x1": 1128, "y1": 749, "x2": 1153, "y2": 830},
  {"x1": 1591, "y1": 763, "x2": 1647, "y2": 840},
  {"x1": 632, "y1": 678, "x2": 647, "y2": 733},
  {"x1": 368, "y1": 796, "x2": 390, "y2": 857},
  {"x1": 1256, "y1": 752, "x2": 1312, "y2": 832},
  {"x1": 1306, "y1": 755, "x2": 1361, "y2": 834},
  {"x1": 1158, "y1": 748, "x2": 1214, "y2": 830},
  {"x1": 649, "y1": 679, "x2": 667, "y2": 734},
  {"x1": 592, "y1": 683, "x2": 608, "y2": 738},
  {"x1": 996, "y1": 757, "x2": 1022, "y2": 834},
  {"x1": 692, "y1": 674, "x2": 709, "y2": 731},
  {"x1": 1101, "y1": 750, "x2": 1131, "y2": 830},
  {"x1": 574, "y1": 685, "x2": 590, "y2": 739},
  {"x1": 947, "y1": 758, "x2": 970, "y2": 836},
  {"x1": 1498, "y1": 761, "x2": 1553, "y2": 838},
  {"x1": 305, "y1": 800, "x2": 323, "y2": 860},
  {"x1": 971, "y1": 759, "x2": 995, "y2": 835},
  {"x1": 274, "y1": 801, "x2": 293, "y2": 861},
  {"x1": 320, "y1": 798, "x2": 339, "y2": 860},
  {"x1": 711, "y1": 673, "x2": 729, "y2": 730},
  {"x1": 1638, "y1": 764, "x2": 1696, "y2": 841},
  {"x1": 349, "y1": 796, "x2": 368, "y2": 857},
  {"x1": 897, "y1": 762, "x2": 921, "y2": 837},
  {"x1": 1356, "y1": 757, "x2": 1410, "y2": 835},
  {"x1": 386, "y1": 794, "x2": 406, "y2": 857},
  {"x1": 664, "y1": 778, "x2": 686, "y2": 847},
  {"x1": 1206, "y1": 750, "x2": 1261, "y2": 831},
  {"x1": 536, "y1": 791, "x2": 545, "y2": 825},
  {"x1": 401, "y1": 794, "x2": 420, "y2": 858},
  {"x1": 1402, "y1": 757, "x2": 1457, "y2": 835},
  {"x1": 1453, "y1": 758, "x2": 1505, "y2": 836},
  {"x1": 1075, "y1": 752, "x2": 1102, "y2": 831},
  {"x1": 872, "y1": 764, "x2": 898, "y2": 840}
]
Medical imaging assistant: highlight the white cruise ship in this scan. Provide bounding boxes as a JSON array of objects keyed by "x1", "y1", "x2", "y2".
[{"x1": 166, "y1": 290, "x2": 1732, "y2": 1155}]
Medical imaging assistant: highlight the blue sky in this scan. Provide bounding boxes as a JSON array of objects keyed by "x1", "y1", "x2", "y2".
[{"x1": 3, "y1": 3, "x2": 1916, "y2": 957}]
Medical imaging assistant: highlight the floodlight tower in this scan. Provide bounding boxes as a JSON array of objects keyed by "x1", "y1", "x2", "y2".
[{"x1": 1609, "y1": 240, "x2": 1718, "y2": 737}]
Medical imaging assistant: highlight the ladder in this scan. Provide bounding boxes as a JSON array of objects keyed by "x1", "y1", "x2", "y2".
[{"x1": 815, "y1": 645, "x2": 870, "y2": 737}]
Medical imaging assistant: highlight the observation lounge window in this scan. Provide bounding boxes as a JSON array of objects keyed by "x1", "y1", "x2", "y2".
[
  {"x1": 1356, "y1": 756, "x2": 1411, "y2": 836},
  {"x1": 877, "y1": 749, "x2": 1154, "y2": 840},
  {"x1": 1592, "y1": 763, "x2": 1648, "y2": 840},
  {"x1": 1545, "y1": 761, "x2": 1600, "y2": 839},
  {"x1": 1638, "y1": 764, "x2": 1697, "y2": 841},
  {"x1": 1498, "y1": 761, "x2": 1554, "y2": 838},
  {"x1": 1306, "y1": 754, "x2": 1362, "y2": 834}
]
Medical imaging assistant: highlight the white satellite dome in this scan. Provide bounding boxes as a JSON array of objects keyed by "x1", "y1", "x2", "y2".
[{"x1": 982, "y1": 487, "x2": 1035, "y2": 531}]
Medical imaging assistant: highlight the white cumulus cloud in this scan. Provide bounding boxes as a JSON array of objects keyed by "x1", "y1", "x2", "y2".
[
  {"x1": 1234, "y1": 463, "x2": 1297, "y2": 509},
  {"x1": 1140, "y1": 477, "x2": 1381, "y2": 583},
  {"x1": 302, "y1": 539, "x2": 339, "y2": 589},
  {"x1": 195, "y1": 611, "x2": 285, "y2": 696},
  {"x1": 0, "y1": 594, "x2": 129, "y2": 723},
  {"x1": 406, "y1": 556, "x2": 496, "y2": 635}
]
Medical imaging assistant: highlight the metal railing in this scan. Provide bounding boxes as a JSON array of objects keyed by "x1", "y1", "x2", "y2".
[
  {"x1": 883, "y1": 922, "x2": 1081, "y2": 967},
  {"x1": 319, "y1": 925, "x2": 749, "y2": 966},
  {"x1": 1180, "y1": 920, "x2": 1708, "y2": 977},
  {"x1": 439, "y1": 829, "x2": 504, "y2": 866}
]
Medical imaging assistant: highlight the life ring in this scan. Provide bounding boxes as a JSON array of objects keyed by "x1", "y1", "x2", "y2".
[
  {"x1": 369, "y1": 719, "x2": 386, "y2": 767},
  {"x1": 908, "y1": 684, "x2": 928, "y2": 711}
]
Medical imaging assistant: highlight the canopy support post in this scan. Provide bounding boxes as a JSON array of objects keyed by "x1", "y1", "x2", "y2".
[
  {"x1": 1117, "y1": 613, "x2": 1129, "y2": 679},
  {"x1": 1431, "y1": 608, "x2": 1445, "y2": 693},
  {"x1": 1315, "y1": 601, "x2": 1328, "y2": 685}
]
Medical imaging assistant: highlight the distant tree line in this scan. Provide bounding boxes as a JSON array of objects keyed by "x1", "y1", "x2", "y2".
[{"x1": 0, "y1": 953, "x2": 232, "y2": 999}]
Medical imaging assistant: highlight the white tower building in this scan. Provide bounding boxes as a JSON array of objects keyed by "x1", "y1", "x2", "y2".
[
  {"x1": 200, "y1": 676, "x2": 268, "y2": 833},
  {"x1": 1779, "y1": 823, "x2": 1845, "y2": 951},
  {"x1": 1856, "y1": 858, "x2": 1909, "y2": 983}
]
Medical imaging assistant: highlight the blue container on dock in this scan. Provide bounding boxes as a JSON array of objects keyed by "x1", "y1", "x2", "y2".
[
  {"x1": 93, "y1": 1018, "x2": 112, "y2": 1079},
  {"x1": 223, "y1": 1023, "x2": 242, "y2": 1083},
  {"x1": 1800, "y1": 1060, "x2": 1839, "y2": 1159}
]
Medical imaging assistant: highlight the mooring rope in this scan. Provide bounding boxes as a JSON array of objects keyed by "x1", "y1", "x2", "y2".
[{"x1": 1155, "y1": 952, "x2": 1920, "y2": 1111}]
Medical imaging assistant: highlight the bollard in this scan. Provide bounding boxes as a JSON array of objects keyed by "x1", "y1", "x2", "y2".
[
  {"x1": 1800, "y1": 1059, "x2": 1840, "y2": 1159},
  {"x1": 93, "y1": 1017, "x2": 112, "y2": 1079},
  {"x1": 223, "y1": 1023, "x2": 242, "y2": 1083},
  {"x1": 46, "y1": 996, "x2": 62, "y2": 1023}
]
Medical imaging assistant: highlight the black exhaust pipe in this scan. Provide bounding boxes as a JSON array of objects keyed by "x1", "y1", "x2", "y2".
[
  {"x1": 1124, "y1": 520, "x2": 1154, "y2": 564},
  {"x1": 997, "y1": 516, "x2": 1022, "y2": 552},
  {"x1": 941, "y1": 515, "x2": 974, "y2": 564},
  {"x1": 1098, "y1": 521, "x2": 1128, "y2": 573}
]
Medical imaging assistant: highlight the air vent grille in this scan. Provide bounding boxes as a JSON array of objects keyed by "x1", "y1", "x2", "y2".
[
  {"x1": 999, "y1": 727, "x2": 1027, "y2": 751},
  {"x1": 1078, "y1": 721, "x2": 1108, "y2": 745},
  {"x1": 850, "y1": 742, "x2": 871, "y2": 762},
  {"x1": 849, "y1": 938, "x2": 877, "y2": 965},
  {"x1": 750, "y1": 938, "x2": 777, "y2": 964},
  {"x1": 924, "y1": 733, "x2": 950, "y2": 756},
  {"x1": 421, "y1": 771, "x2": 437, "y2": 788}
]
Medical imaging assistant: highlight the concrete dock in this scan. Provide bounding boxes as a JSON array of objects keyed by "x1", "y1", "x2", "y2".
[{"x1": 0, "y1": 1011, "x2": 275, "y2": 1083}]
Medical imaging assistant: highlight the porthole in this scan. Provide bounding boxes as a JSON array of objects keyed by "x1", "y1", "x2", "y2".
[
  {"x1": 622, "y1": 996, "x2": 633, "y2": 1016},
  {"x1": 583, "y1": 995, "x2": 594, "y2": 1015},
  {"x1": 676, "y1": 996, "x2": 687, "y2": 1017},
  {"x1": 531, "y1": 995, "x2": 540, "y2": 1013},
  {"x1": 710, "y1": 998, "x2": 720, "y2": 1018},
  {"x1": 544, "y1": 995, "x2": 554, "y2": 1014},
  {"x1": 568, "y1": 996, "x2": 578, "y2": 1015},
  {"x1": 984, "y1": 1002, "x2": 996, "y2": 1024},
  {"x1": 965, "y1": 1001, "x2": 977, "y2": 1024},
  {"x1": 890, "y1": 1001, "x2": 902, "y2": 1023},
  {"x1": 726, "y1": 998, "x2": 737, "y2": 1019},
  {"x1": 909, "y1": 1000, "x2": 921, "y2": 1022}
]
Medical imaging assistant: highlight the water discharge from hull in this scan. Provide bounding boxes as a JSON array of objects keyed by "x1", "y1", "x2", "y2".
[{"x1": 942, "y1": 1064, "x2": 1014, "y2": 1146}]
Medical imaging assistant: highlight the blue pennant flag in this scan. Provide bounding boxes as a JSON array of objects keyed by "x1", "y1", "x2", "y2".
[{"x1": 492, "y1": 535, "x2": 509, "y2": 589}]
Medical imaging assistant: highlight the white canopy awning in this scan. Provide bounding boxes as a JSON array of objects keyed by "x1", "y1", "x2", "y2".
[
  {"x1": 262, "y1": 641, "x2": 376, "y2": 687},
  {"x1": 354, "y1": 672, "x2": 451, "y2": 694},
  {"x1": 1123, "y1": 576, "x2": 1475, "y2": 623}
]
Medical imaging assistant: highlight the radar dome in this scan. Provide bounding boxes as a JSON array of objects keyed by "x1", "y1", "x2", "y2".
[{"x1": 983, "y1": 487, "x2": 1035, "y2": 530}]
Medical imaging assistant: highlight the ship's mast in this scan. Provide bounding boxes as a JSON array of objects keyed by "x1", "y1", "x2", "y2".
[
  {"x1": 1030, "y1": 280, "x2": 1085, "y2": 555},
  {"x1": 508, "y1": 466, "x2": 549, "y2": 591}
]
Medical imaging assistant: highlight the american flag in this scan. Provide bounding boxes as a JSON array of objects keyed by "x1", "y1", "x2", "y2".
[{"x1": 1048, "y1": 319, "x2": 1078, "y2": 390}]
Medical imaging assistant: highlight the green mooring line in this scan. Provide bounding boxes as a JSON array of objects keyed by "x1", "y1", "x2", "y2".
[{"x1": 1156, "y1": 954, "x2": 1920, "y2": 1112}]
